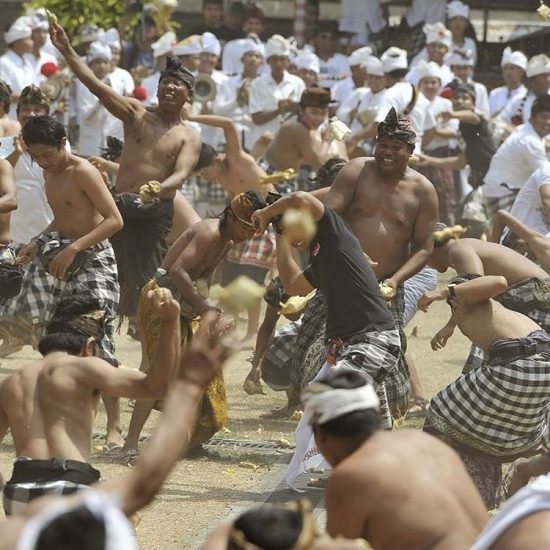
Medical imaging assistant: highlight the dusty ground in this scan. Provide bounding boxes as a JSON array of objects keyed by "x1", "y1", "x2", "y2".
[{"x1": 0, "y1": 272, "x2": 471, "y2": 548}]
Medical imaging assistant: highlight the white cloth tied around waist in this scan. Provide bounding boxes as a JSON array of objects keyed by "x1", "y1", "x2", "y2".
[
  {"x1": 472, "y1": 473, "x2": 550, "y2": 550},
  {"x1": 17, "y1": 490, "x2": 137, "y2": 550},
  {"x1": 303, "y1": 382, "x2": 380, "y2": 426}
]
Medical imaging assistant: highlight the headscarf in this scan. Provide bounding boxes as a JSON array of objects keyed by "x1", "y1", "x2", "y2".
[
  {"x1": 377, "y1": 107, "x2": 416, "y2": 148},
  {"x1": 299, "y1": 87, "x2": 331, "y2": 109},
  {"x1": 45, "y1": 309, "x2": 106, "y2": 340},
  {"x1": 18, "y1": 85, "x2": 50, "y2": 111},
  {"x1": 229, "y1": 192, "x2": 265, "y2": 226},
  {"x1": 159, "y1": 56, "x2": 195, "y2": 90}
]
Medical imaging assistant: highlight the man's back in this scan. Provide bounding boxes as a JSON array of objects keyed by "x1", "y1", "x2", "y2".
[
  {"x1": 327, "y1": 430, "x2": 488, "y2": 549},
  {"x1": 0, "y1": 353, "x2": 99, "y2": 462}
]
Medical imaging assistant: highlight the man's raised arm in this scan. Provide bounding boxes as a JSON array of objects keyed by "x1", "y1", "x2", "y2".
[
  {"x1": 49, "y1": 24, "x2": 142, "y2": 124},
  {"x1": 0, "y1": 159, "x2": 17, "y2": 213}
]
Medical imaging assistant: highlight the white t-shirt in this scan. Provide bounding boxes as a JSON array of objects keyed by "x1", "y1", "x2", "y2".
[
  {"x1": 331, "y1": 77, "x2": 356, "y2": 108},
  {"x1": 249, "y1": 70, "x2": 305, "y2": 146},
  {"x1": 0, "y1": 50, "x2": 36, "y2": 118},
  {"x1": 473, "y1": 81, "x2": 490, "y2": 118},
  {"x1": 424, "y1": 95, "x2": 459, "y2": 151},
  {"x1": 24, "y1": 50, "x2": 58, "y2": 84},
  {"x1": 221, "y1": 39, "x2": 266, "y2": 76},
  {"x1": 483, "y1": 122, "x2": 547, "y2": 198},
  {"x1": 489, "y1": 84, "x2": 528, "y2": 118},
  {"x1": 317, "y1": 53, "x2": 350, "y2": 89},
  {"x1": 337, "y1": 87, "x2": 387, "y2": 134},
  {"x1": 406, "y1": 0, "x2": 447, "y2": 26},
  {"x1": 449, "y1": 37, "x2": 478, "y2": 67},
  {"x1": 104, "y1": 68, "x2": 135, "y2": 143},
  {"x1": 141, "y1": 71, "x2": 160, "y2": 106},
  {"x1": 509, "y1": 163, "x2": 550, "y2": 237}
]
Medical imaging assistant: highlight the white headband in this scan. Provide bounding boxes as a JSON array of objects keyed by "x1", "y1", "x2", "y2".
[{"x1": 303, "y1": 381, "x2": 380, "y2": 426}]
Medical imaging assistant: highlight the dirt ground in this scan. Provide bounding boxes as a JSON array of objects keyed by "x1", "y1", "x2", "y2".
[{"x1": 0, "y1": 272, "x2": 471, "y2": 549}]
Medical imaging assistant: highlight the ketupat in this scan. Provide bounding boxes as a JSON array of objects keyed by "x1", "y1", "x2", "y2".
[
  {"x1": 379, "y1": 283, "x2": 395, "y2": 301},
  {"x1": 282, "y1": 208, "x2": 317, "y2": 244},
  {"x1": 328, "y1": 117, "x2": 352, "y2": 141},
  {"x1": 139, "y1": 180, "x2": 162, "y2": 203},
  {"x1": 218, "y1": 276, "x2": 265, "y2": 311},
  {"x1": 259, "y1": 169, "x2": 296, "y2": 185},
  {"x1": 538, "y1": 0, "x2": 550, "y2": 20},
  {"x1": 279, "y1": 291, "x2": 316, "y2": 315},
  {"x1": 46, "y1": 9, "x2": 58, "y2": 26}
]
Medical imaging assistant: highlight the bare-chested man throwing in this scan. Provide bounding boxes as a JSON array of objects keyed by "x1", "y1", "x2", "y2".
[
  {"x1": 0, "y1": 289, "x2": 180, "y2": 516},
  {"x1": 50, "y1": 23, "x2": 201, "y2": 317},
  {"x1": 324, "y1": 107, "x2": 439, "y2": 414}
]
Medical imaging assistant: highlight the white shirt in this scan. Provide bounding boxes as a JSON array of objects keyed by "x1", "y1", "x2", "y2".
[
  {"x1": 408, "y1": 93, "x2": 436, "y2": 153},
  {"x1": 141, "y1": 71, "x2": 160, "y2": 106},
  {"x1": 103, "y1": 68, "x2": 135, "y2": 144},
  {"x1": 483, "y1": 122, "x2": 547, "y2": 198},
  {"x1": 449, "y1": 37, "x2": 478, "y2": 67},
  {"x1": 406, "y1": 0, "x2": 447, "y2": 26},
  {"x1": 473, "y1": 81, "x2": 490, "y2": 118},
  {"x1": 424, "y1": 95, "x2": 459, "y2": 151},
  {"x1": 489, "y1": 84, "x2": 528, "y2": 117},
  {"x1": 249, "y1": 70, "x2": 306, "y2": 145},
  {"x1": 0, "y1": 50, "x2": 36, "y2": 118},
  {"x1": 330, "y1": 77, "x2": 356, "y2": 108},
  {"x1": 214, "y1": 74, "x2": 256, "y2": 150},
  {"x1": 339, "y1": 0, "x2": 387, "y2": 45},
  {"x1": 406, "y1": 63, "x2": 454, "y2": 87},
  {"x1": 509, "y1": 163, "x2": 550, "y2": 237},
  {"x1": 76, "y1": 80, "x2": 109, "y2": 156},
  {"x1": 497, "y1": 91, "x2": 547, "y2": 126},
  {"x1": 337, "y1": 86, "x2": 387, "y2": 134},
  {"x1": 24, "y1": 50, "x2": 58, "y2": 84},
  {"x1": 196, "y1": 69, "x2": 229, "y2": 149},
  {"x1": 221, "y1": 39, "x2": 266, "y2": 77},
  {"x1": 317, "y1": 53, "x2": 350, "y2": 89}
]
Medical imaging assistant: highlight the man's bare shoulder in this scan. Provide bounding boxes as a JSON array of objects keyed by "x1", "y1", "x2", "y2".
[
  {"x1": 339, "y1": 157, "x2": 373, "y2": 179},
  {"x1": 406, "y1": 167, "x2": 438, "y2": 195},
  {"x1": 0, "y1": 157, "x2": 12, "y2": 172}
]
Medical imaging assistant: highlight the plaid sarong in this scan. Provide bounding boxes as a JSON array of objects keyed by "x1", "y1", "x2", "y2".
[
  {"x1": 226, "y1": 226, "x2": 277, "y2": 271},
  {"x1": 41, "y1": 233, "x2": 120, "y2": 366},
  {"x1": 463, "y1": 277, "x2": 550, "y2": 373},
  {"x1": 3, "y1": 458, "x2": 99, "y2": 516},
  {"x1": 483, "y1": 190, "x2": 519, "y2": 221}
]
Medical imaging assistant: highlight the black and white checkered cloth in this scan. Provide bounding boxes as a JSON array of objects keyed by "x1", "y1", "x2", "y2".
[
  {"x1": 483, "y1": 190, "x2": 519, "y2": 221},
  {"x1": 41, "y1": 233, "x2": 120, "y2": 366},
  {"x1": 426, "y1": 331, "x2": 550, "y2": 459}
]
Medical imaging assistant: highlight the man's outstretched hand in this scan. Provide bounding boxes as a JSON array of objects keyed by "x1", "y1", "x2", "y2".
[
  {"x1": 49, "y1": 23, "x2": 71, "y2": 55},
  {"x1": 178, "y1": 311, "x2": 236, "y2": 390}
]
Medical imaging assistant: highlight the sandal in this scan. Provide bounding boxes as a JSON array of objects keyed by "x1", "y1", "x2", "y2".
[
  {"x1": 405, "y1": 398, "x2": 429, "y2": 419},
  {"x1": 101, "y1": 443, "x2": 123, "y2": 457},
  {"x1": 112, "y1": 448, "x2": 139, "y2": 466}
]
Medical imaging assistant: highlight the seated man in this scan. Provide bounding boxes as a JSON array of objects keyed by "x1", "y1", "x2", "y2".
[
  {"x1": 0, "y1": 290, "x2": 180, "y2": 515},
  {"x1": 422, "y1": 274, "x2": 550, "y2": 508},
  {"x1": 303, "y1": 369, "x2": 488, "y2": 548},
  {"x1": 0, "y1": 310, "x2": 233, "y2": 550}
]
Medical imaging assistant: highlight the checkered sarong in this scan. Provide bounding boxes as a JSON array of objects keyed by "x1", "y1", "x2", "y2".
[
  {"x1": 41, "y1": 233, "x2": 120, "y2": 366},
  {"x1": 426, "y1": 332, "x2": 550, "y2": 459},
  {"x1": 483, "y1": 189, "x2": 519, "y2": 221},
  {"x1": 226, "y1": 226, "x2": 277, "y2": 270},
  {"x1": 463, "y1": 277, "x2": 550, "y2": 373}
]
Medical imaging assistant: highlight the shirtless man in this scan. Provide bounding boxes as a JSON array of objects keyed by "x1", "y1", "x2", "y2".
[
  {"x1": 118, "y1": 192, "x2": 265, "y2": 463},
  {"x1": 0, "y1": 157, "x2": 19, "y2": 301},
  {"x1": 303, "y1": 368, "x2": 488, "y2": 549},
  {"x1": 50, "y1": 23, "x2": 202, "y2": 318},
  {"x1": 0, "y1": 289, "x2": 180, "y2": 516},
  {"x1": 324, "y1": 107, "x2": 439, "y2": 414},
  {"x1": 260, "y1": 87, "x2": 348, "y2": 177},
  {"x1": 420, "y1": 226, "x2": 550, "y2": 371},
  {"x1": 17, "y1": 115, "x2": 124, "y2": 450},
  {"x1": 422, "y1": 274, "x2": 550, "y2": 508},
  {"x1": 0, "y1": 80, "x2": 20, "y2": 137},
  {"x1": 0, "y1": 311, "x2": 232, "y2": 550}
]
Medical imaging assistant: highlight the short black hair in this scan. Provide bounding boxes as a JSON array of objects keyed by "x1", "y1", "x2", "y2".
[
  {"x1": 194, "y1": 142, "x2": 218, "y2": 172},
  {"x1": 531, "y1": 94, "x2": 550, "y2": 118},
  {"x1": 230, "y1": 506, "x2": 303, "y2": 550},
  {"x1": 317, "y1": 370, "x2": 381, "y2": 438},
  {"x1": 35, "y1": 505, "x2": 106, "y2": 550},
  {"x1": 38, "y1": 295, "x2": 103, "y2": 356},
  {"x1": 0, "y1": 80, "x2": 11, "y2": 113},
  {"x1": 386, "y1": 68, "x2": 408, "y2": 79},
  {"x1": 22, "y1": 115, "x2": 66, "y2": 148}
]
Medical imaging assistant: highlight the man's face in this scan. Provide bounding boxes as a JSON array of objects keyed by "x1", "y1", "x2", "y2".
[
  {"x1": 269, "y1": 55, "x2": 289, "y2": 75},
  {"x1": 531, "y1": 72, "x2": 550, "y2": 96},
  {"x1": 228, "y1": 213, "x2": 255, "y2": 243},
  {"x1": 501, "y1": 64, "x2": 524, "y2": 88},
  {"x1": 14, "y1": 36, "x2": 34, "y2": 54},
  {"x1": 420, "y1": 76, "x2": 441, "y2": 100},
  {"x1": 27, "y1": 140, "x2": 66, "y2": 172},
  {"x1": 32, "y1": 28, "x2": 48, "y2": 49},
  {"x1": 203, "y1": 3, "x2": 223, "y2": 26},
  {"x1": 531, "y1": 111, "x2": 550, "y2": 137},
  {"x1": 297, "y1": 68, "x2": 318, "y2": 87},
  {"x1": 157, "y1": 76, "x2": 190, "y2": 109},
  {"x1": 451, "y1": 64, "x2": 473, "y2": 82},
  {"x1": 199, "y1": 52, "x2": 218, "y2": 74},
  {"x1": 90, "y1": 58, "x2": 111, "y2": 80},
  {"x1": 350, "y1": 65, "x2": 367, "y2": 86},
  {"x1": 180, "y1": 54, "x2": 200, "y2": 72},
  {"x1": 452, "y1": 91, "x2": 474, "y2": 111},
  {"x1": 243, "y1": 17, "x2": 263, "y2": 35},
  {"x1": 448, "y1": 16, "x2": 468, "y2": 35},
  {"x1": 426, "y1": 42, "x2": 448, "y2": 65},
  {"x1": 196, "y1": 155, "x2": 223, "y2": 181},
  {"x1": 300, "y1": 106, "x2": 328, "y2": 130},
  {"x1": 314, "y1": 32, "x2": 337, "y2": 55},
  {"x1": 375, "y1": 137, "x2": 412, "y2": 173},
  {"x1": 242, "y1": 51, "x2": 262, "y2": 74},
  {"x1": 367, "y1": 74, "x2": 386, "y2": 93},
  {"x1": 17, "y1": 104, "x2": 48, "y2": 128}
]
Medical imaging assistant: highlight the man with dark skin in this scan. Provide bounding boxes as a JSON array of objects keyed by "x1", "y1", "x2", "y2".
[
  {"x1": 50, "y1": 22, "x2": 202, "y2": 318},
  {"x1": 324, "y1": 107, "x2": 439, "y2": 413}
]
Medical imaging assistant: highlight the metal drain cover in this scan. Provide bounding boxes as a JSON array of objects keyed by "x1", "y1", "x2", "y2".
[{"x1": 204, "y1": 438, "x2": 295, "y2": 451}]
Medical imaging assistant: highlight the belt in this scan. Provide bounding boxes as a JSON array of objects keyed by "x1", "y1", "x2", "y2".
[
  {"x1": 7, "y1": 458, "x2": 100, "y2": 485},
  {"x1": 488, "y1": 339, "x2": 550, "y2": 364}
]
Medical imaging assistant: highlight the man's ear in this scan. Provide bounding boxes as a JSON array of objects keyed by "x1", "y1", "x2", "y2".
[{"x1": 82, "y1": 337, "x2": 97, "y2": 357}]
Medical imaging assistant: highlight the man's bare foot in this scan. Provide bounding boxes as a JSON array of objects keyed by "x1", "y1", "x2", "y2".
[
  {"x1": 106, "y1": 428, "x2": 125, "y2": 449},
  {"x1": 498, "y1": 457, "x2": 532, "y2": 502},
  {"x1": 260, "y1": 404, "x2": 302, "y2": 420},
  {"x1": 113, "y1": 448, "x2": 139, "y2": 466},
  {"x1": 405, "y1": 398, "x2": 429, "y2": 419},
  {"x1": 243, "y1": 377, "x2": 266, "y2": 395}
]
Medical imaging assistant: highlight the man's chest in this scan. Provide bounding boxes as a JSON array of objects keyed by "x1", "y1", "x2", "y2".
[
  {"x1": 127, "y1": 122, "x2": 184, "y2": 164},
  {"x1": 45, "y1": 179, "x2": 85, "y2": 211}
]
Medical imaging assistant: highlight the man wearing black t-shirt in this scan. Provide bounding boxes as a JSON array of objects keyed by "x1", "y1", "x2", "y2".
[{"x1": 252, "y1": 191, "x2": 401, "y2": 428}]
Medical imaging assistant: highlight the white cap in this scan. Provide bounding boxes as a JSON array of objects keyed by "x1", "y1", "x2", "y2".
[
  {"x1": 152, "y1": 32, "x2": 176, "y2": 58},
  {"x1": 526, "y1": 54, "x2": 550, "y2": 78},
  {"x1": 239, "y1": 36, "x2": 264, "y2": 59},
  {"x1": 447, "y1": 0, "x2": 470, "y2": 19},
  {"x1": 80, "y1": 24, "x2": 103, "y2": 44},
  {"x1": 362, "y1": 56, "x2": 384, "y2": 77},
  {"x1": 294, "y1": 50, "x2": 320, "y2": 74},
  {"x1": 423, "y1": 22, "x2": 452, "y2": 48},
  {"x1": 501, "y1": 47, "x2": 527, "y2": 71},
  {"x1": 27, "y1": 9, "x2": 49, "y2": 31},
  {"x1": 5, "y1": 17, "x2": 32, "y2": 45},
  {"x1": 447, "y1": 49, "x2": 475, "y2": 67},
  {"x1": 381, "y1": 46, "x2": 408, "y2": 73},
  {"x1": 266, "y1": 34, "x2": 291, "y2": 58},
  {"x1": 348, "y1": 46, "x2": 373, "y2": 67},
  {"x1": 103, "y1": 28, "x2": 121, "y2": 51},
  {"x1": 201, "y1": 32, "x2": 221, "y2": 57},
  {"x1": 173, "y1": 35, "x2": 202, "y2": 56},
  {"x1": 88, "y1": 41, "x2": 112, "y2": 63},
  {"x1": 415, "y1": 60, "x2": 443, "y2": 82}
]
